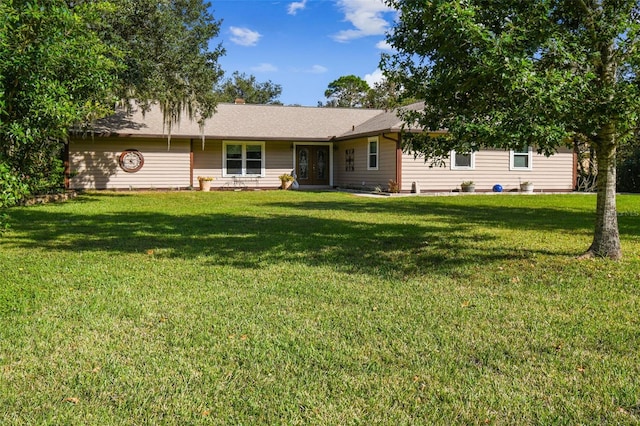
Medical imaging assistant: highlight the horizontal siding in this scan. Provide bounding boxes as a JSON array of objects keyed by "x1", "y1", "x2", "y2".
[
  {"x1": 335, "y1": 135, "x2": 396, "y2": 190},
  {"x1": 193, "y1": 139, "x2": 295, "y2": 189},
  {"x1": 69, "y1": 138, "x2": 190, "y2": 189},
  {"x1": 401, "y1": 148, "x2": 575, "y2": 192}
]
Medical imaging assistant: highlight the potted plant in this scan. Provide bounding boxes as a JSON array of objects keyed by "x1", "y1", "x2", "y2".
[
  {"x1": 279, "y1": 173, "x2": 295, "y2": 190},
  {"x1": 520, "y1": 181, "x2": 534, "y2": 193},
  {"x1": 461, "y1": 180, "x2": 475, "y2": 193},
  {"x1": 197, "y1": 176, "x2": 214, "y2": 191}
]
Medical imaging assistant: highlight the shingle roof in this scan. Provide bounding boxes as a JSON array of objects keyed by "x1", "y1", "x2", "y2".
[{"x1": 89, "y1": 102, "x2": 388, "y2": 141}]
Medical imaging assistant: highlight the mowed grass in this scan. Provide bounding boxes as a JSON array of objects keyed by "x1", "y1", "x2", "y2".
[{"x1": 1, "y1": 190, "x2": 639, "y2": 425}]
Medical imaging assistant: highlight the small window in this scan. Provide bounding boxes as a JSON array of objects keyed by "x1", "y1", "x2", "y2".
[
  {"x1": 368, "y1": 137, "x2": 378, "y2": 170},
  {"x1": 510, "y1": 147, "x2": 533, "y2": 170},
  {"x1": 223, "y1": 142, "x2": 265, "y2": 177},
  {"x1": 450, "y1": 150, "x2": 475, "y2": 170}
]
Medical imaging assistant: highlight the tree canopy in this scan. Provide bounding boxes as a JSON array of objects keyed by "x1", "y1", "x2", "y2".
[
  {"x1": 92, "y1": 0, "x2": 225, "y2": 128},
  {"x1": 323, "y1": 75, "x2": 371, "y2": 108},
  {"x1": 0, "y1": 0, "x2": 121, "y2": 197},
  {"x1": 0, "y1": 0, "x2": 224, "y2": 205},
  {"x1": 322, "y1": 74, "x2": 417, "y2": 109},
  {"x1": 382, "y1": 0, "x2": 640, "y2": 259},
  {"x1": 215, "y1": 71, "x2": 282, "y2": 105}
]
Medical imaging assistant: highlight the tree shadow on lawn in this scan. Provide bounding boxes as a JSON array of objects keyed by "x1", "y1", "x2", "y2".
[
  {"x1": 3, "y1": 196, "x2": 595, "y2": 279},
  {"x1": 269, "y1": 196, "x2": 640, "y2": 237}
]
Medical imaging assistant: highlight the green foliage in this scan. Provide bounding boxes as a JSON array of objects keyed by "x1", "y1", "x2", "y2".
[
  {"x1": 365, "y1": 78, "x2": 418, "y2": 110},
  {"x1": 323, "y1": 75, "x2": 371, "y2": 108},
  {"x1": 1, "y1": 192, "x2": 639, "y2": 423},
  {"x1": 0, "y1": 162, "x2": 29, "y2": 231},
  {"x1": 322, "y1": 74, "x2": 417, "y2": 109},
  {"x1": 102, "y1": 0, "x2": 225, "y2": 125},
  {"x1": 0, "y1": 0, "x2": 120, "y2": 194},
  {"x1": 618, "y1": 145, "x2": 640, "y2": 193},
  {"x1": 382, "y1": 0, "x2": 640, "y2": 152},
  {"x1": 215, "y1": 71, "x2": 283, "y2": 105}
]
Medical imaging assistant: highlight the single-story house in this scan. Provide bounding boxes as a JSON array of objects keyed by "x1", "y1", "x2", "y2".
[{"x1": 67, "y1": 101, "x2": 576, "y2": 193}]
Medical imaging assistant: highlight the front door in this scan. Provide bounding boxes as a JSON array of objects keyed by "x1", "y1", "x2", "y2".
[{"x1": 296, "y1": 145, "x2": 330, "y2": 186}]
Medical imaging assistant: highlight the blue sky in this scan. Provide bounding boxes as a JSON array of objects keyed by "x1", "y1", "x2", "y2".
[{"x1": 209, "y1": 0, "x2": 397, "y2": 106}]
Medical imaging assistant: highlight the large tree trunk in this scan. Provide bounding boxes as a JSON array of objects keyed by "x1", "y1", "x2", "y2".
[{"x1": 583, "y1": 126, "x2": 622, "y2": 260}]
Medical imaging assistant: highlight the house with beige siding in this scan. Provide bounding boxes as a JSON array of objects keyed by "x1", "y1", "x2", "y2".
[{"x1": 67, "y1": 102, "x2": 576, "y2": 193}]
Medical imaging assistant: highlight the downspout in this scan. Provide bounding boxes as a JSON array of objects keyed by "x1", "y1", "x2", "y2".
[
  {"x1": 384, "y1": 132, "x2": 403, "y2": 192},
  {"x1": 396, "y1": 133, "x2": 402, "y2": 192},
  {"x1": 190, "y1": 139, "x2": 194, "y2": 188},
  {"x1": 573, "y1": 146, "x2": 578, "y2": 190}
]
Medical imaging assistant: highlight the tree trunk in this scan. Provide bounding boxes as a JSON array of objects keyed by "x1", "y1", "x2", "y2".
[{"x1": 583, "y1": 126, "x2": 622, "y2": 260}]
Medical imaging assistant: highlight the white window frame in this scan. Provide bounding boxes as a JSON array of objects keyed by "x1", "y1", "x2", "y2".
[
  {"x1": 222, "y1": 141, "x2": 266, "y2": 177},
  {"x1": 367, "y1": 137, "x2": 379, "y2": 171},
  {"x1": 450, "y1": 150, "x2": 475, "y2": 170},
  {"x1": 510, "y1": 146, "x2": 533, "y2": 171}
]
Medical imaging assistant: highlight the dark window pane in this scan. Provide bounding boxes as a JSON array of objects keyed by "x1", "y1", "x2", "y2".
[
  {"x1": 246, "y1": 160, "x2": 261, "y2": 175},
  {"x1": 455, "y1": 153, "x2": 471, "y2": 167},
  {"x1": 227, "y1": 160, "x2": 242, "y2": 174},
  {"x1": 369, "y1": 154, "x2": 377, "y2": 168},
  {"x1": 246, "y1": 145, "x2": 262, "y2": 159},
  {"x1": 226, "y1": 144, "x2": 242, "y2": 159},
  {"x1": 513, "y1": 155, "x2": 529, "y2": 168}
]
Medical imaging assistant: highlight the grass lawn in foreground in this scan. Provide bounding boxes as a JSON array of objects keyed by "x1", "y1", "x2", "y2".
[{"x1": 1, "y1": 191, "x2": 639, "y2": 424}]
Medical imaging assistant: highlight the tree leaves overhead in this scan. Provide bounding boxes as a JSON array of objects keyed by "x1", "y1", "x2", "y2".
[
  {"x1": 382, "y1": 0, "x2": 640, "y2": 157},
  {"x1": 102, "y1": 0, "x2": 225, "y2": 125}
]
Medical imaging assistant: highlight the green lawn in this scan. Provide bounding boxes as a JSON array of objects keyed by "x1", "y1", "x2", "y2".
[{"x1": 1, "y1": 191, "x2": 639, "y2": 425}]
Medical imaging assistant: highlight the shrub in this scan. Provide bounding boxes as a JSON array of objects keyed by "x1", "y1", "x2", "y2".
[{"x1": 0, "y1": 162, "x2": 30, "y2": 231}]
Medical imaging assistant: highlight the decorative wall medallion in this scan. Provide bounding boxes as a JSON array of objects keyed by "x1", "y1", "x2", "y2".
[{"x1": 119, "y1": 149, "x2": 144, "y2": 173}]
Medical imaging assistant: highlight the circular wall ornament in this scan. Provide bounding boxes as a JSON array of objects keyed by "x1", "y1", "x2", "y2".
[{"x1": 119, "y1": 149, "x2": 144, "y2": 173}]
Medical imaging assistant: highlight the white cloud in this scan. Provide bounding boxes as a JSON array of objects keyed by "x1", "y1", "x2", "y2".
[
  {"x1": 332, "y1": 0, "x2": 395, "y2": 42},
  {"x1": 376, "y1": 39, "x2": 393, "y2": 51},
  {"x1": 288, "y1": 0, "x2": 307, "y2": 15},
  {"x1": 364, "y1": 68, "x2": 385, "y2": 87},
  {"x1": 229, "y1": 26, "x2": 262, "y2": 46},
  {"x1": 307, "y1": 65, "x2": 328, "y2": 74},
  {"x1": 251, "y1": 63, "x2": 278, "y2": 72}
]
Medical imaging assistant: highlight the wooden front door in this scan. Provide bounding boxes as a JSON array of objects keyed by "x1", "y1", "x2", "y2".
[{"x1": 296, "y1": 145, "x2": 330, "y2": 186}]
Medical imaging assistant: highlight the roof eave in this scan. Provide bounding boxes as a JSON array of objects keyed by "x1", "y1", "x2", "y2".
[{"x1": 71, "y1": 132, "x2": 336, "y2": 142}]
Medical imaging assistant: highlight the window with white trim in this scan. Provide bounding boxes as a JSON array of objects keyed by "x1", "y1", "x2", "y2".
[
  {"x1": 223, "y1": 141, "x2": 265, "y2": 177},
  {"x1": 510, "y1": 147, "x2": 533, "y2": 170},
  {"x1": 450, "y1": 150, "x2": 475, "y2": 170},
  {"x1": 368, "y1": 137, "x2": 378, "y2": 170}
]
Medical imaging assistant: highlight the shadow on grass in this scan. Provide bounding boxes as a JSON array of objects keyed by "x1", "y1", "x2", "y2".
[
  {"x1": 270, "y1": 196, "x2": 640, "y2": 237},
  {"x1": 2, "y1": 193, "x2": 607, "y2": 279}
]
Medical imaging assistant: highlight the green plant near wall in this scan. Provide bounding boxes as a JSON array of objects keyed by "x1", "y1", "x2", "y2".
[{"x1": 0, "y1": 162, "x2": 30, "y2": 231}]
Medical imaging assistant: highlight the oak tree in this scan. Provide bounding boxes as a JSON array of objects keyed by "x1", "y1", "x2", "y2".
[
  {"x1": 382, "y1": 0, "x2": 640, "y2": 259},
  {"x1": 0, "y1": 0, "x2": 224, "y2": 200}
]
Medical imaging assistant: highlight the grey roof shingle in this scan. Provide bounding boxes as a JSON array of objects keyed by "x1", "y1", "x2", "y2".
[{"x1": 90, "y1": 102, "x2": 390, "y2": 141}]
